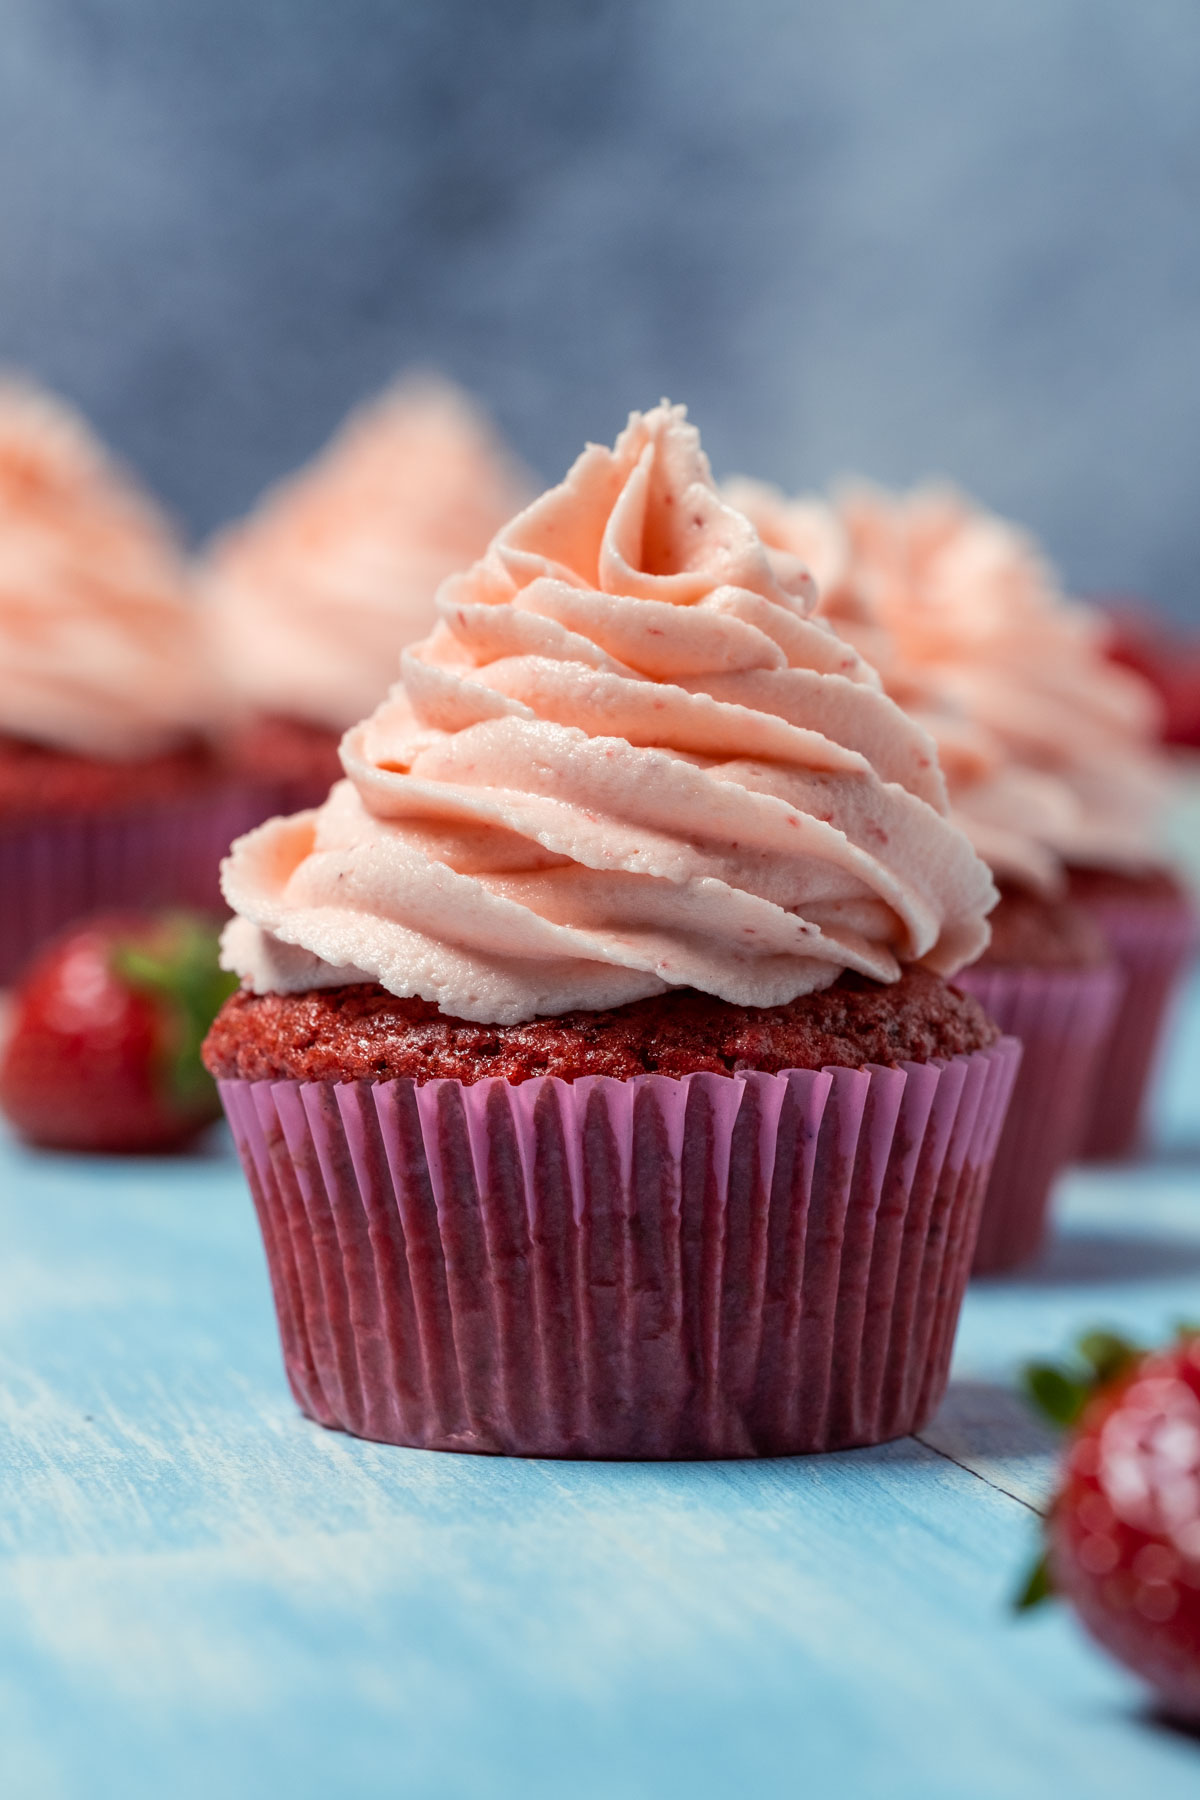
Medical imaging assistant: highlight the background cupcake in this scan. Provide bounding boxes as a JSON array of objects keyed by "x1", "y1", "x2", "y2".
[
  {"x1": 207, "y1": 402, "x2": 1017, "y2": 1460},
  {"x1": 0, "y1": 380, "x2": 245, "y2": 980},
  {"x1": 728, "y1": 478, "x2": 1124, "y2": 1271},
  {"x1": 836, "y1": 483, "x2": 1196, "y2": 1161},
  {"x1": 202, "y1": 375, "x2": 532, "y2": 813}
]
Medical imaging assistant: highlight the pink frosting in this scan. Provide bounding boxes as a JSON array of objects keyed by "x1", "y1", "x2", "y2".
[
  {"x1": 221, "y1": 405, "x2": 996, "y2": 1024},
  {"x1": 723, "y1": 479, "x2": 902, "y2": 690},
  {"x1": 204, "y1": 377, "x2": 532, "y2": 733},
  {"x1": 0, "y1": 382, "x2": 216, "y2": 759},
  {"x1": 839, "y1": 485, "x2": 1169, "y2": 873},
  {"x1": 733, "y1": 476, "x2": 1167, "y2": 889}
]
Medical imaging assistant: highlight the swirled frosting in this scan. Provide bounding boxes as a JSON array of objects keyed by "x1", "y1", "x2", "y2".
[
  {"x1": 839, "y1": 485, "x2": 1169, "y2": 873},
  {"x1": 723, "y1": 479, "x2": 902, "y2": 694},
  {"x1": 0, "y1": 381, "x2": 216, "y2": 759},
  {"x1": 732, "y1": 476, "x2": 1167, "y2": 889},
  {"x1": 221, "y1": 404, "x2": 996, "y2": 1024},
  {"x1": 204, "y1": 377, "x2": 532, "y2": 733}
]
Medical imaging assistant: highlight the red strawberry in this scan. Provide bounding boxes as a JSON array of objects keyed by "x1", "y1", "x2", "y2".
[
  {"x1": 1020, "y1": 1330, "x2": 1200, "y2": 1722},
  {"x1": 0, "y1": 911, "x2": 237, "y2": 1153},
  {"x1": 1100, "y1": 602, "x2": 1200, "y2": 748}
]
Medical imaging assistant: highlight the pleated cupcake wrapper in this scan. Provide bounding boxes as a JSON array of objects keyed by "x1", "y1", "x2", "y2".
[
  {"x1": 1074, "y1": 894, "x2": 1199, "y2": 1159},
  {"x1": 219, "y1": 1037, "x2": 1019, "y2": 1461},
  {"x1": 953, "y1": 963, "x2": 1123, "y2": 1274},
  {"x1": 0, "y1": 785, "x2": 268, "y2": 983}
]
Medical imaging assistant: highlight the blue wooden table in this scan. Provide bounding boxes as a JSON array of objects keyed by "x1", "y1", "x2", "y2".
[{"x1": 2, "y1": 972, "x2": 1198, "y2": 1800}]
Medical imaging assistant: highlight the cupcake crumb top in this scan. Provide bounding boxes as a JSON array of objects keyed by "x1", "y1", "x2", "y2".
[
  {"x1": 203, "y1": 966, "x2": 998, "y2": 1086},
  {"x1": 977, "y1": 885, "x2": 1110, "y2": 970}
]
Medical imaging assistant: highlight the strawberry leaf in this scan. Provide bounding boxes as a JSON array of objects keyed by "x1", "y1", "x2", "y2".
[
  {"x1": 1014, "y1": 1552, "x2": 1054, "y2": 1612},
  {"x1": 112, "y1": 913, "x2": 237, "y2": 1108},
  {"x1": 1023, "y1": 1363, "x2": 1090, "y2": 1430},
  {"x1": 1022, "y1": 1330, "x2": 1146, "y2": 1433},
  {"x1": 1076, "y1": 1331, "x2": 1141, "y2": 1388}
]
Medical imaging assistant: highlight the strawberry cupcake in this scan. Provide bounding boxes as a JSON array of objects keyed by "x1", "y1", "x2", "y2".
[
  {"x1": 0, "y1": 382, "x2": 249, "y2": 981},
  {"x1": 204, "y1": 403, "x2": 1017, "y2": 1460},
  {"x1": 203, "y1": 376, "x2": 531, "y2": 814},
  {"x1": 728, "y1": 480, "x2": 1123, "y2": 1271},
  {"x1": 835, "y1": 484, "x2": 1195, "y2": 1162}
]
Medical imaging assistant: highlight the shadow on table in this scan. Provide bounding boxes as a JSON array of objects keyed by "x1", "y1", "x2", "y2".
[
  {"x1": 1006, "y1": 1229, "x2": 1200, "y2": 1288},
  {"x1": 1148, "y1": 1708, "x2": 1200, "y2": 1748},
  {"x1": 1074, "y1": 1139, "x2": 1200, "y2": 1174},
  {"x1": 923, "y1": 1380, "x2": 1057, "y2": 1457}
]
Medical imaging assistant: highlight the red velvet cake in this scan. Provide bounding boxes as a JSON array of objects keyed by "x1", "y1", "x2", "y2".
[
  {"x1": 0, "y1": 732, "x2": 229, "y2": 822},
  {"x1": 221, "y1": 713, "x2": 343, "y2": 814},
  {"x1": 204, "y1": 967, "x2": 998, "y2": 1086},
  {"x1": 974, "y1": 885, "x2": 1108, "y2": 970},
  {"x1": 1067, "y1": 864, "x2": 1188, "y2": 909}
]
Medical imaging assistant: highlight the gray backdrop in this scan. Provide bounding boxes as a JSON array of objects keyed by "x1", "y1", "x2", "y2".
[{"x1": 2, "y1": 0, "x2": 1198, "y2": 618}]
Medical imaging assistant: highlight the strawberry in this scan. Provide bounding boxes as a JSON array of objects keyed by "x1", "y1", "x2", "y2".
[
  {"x1": 1100, "y1": 602, "x2": 1200, "y2": 748},
  {"x1": 1019, "y1": 1329, "x2": 1200, "y2": 1722},
  {"x1": 0, "y1": 911, "x2": 237, "y2": 1153}
]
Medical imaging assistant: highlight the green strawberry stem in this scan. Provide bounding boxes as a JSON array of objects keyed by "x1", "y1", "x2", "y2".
[
  {"x1": 1021, "y1": 1330, "x2": 1144, "y2": 1431},
  {"x1": 112, "y1": 913, "x2": 238, "y2": 1107}
]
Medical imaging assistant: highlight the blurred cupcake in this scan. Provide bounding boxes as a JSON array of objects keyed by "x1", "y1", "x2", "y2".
[
  {"x1": 205, "y1": 403, "x2": 1016, "y2": 1460},
  {"x1": 203, "y1": 376, "x2": 532, "y2": 812},
  {"x1": 0, "y1": 380, "x2": 244, "y2": 981},
  {"x1": 838, "y1": 484, "x2": 1196, "y2": 1161},
  {"x1": 728, "y1": 479, "x2": 1122, "y2": 1271}
]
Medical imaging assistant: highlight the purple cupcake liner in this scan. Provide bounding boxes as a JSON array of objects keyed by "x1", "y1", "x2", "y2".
[
  {"x1": 0, "y1": 784, "x2": 270, "y2": 983},
  {"x1": 1073, "y1": 894, "x2": 1199, "y2": 1159},
  {"x1": 953, "y1": 963, "x2": 1123, "y2": 1273},
  {"x1": 219, "y1": 1037, "x2": 1019, "y2": 1460}
]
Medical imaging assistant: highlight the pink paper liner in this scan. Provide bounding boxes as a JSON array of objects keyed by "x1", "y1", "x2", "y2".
[
  {"x1": 219, "y1": 1037, "x2": 1019, "y2": 1460},
  {"x1": 1072, "y1": 893, "x2": 1199, "y2": 1159},
  {"x1": 953, "y1": 963, "x2": 1122, "y2": 1273},
  {"x1": 0, "y1": 784, "x2": 269, "y2": 983}
]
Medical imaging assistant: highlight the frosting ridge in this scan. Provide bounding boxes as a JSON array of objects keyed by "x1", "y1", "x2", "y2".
[
  {"x1": 222, "y1": 405, "x2": 996, "y2": 1023},
  {"x1": 839, "y1": 484, "x2": 1169, "y2": 872},
  {"x1": 733, "y1": 476, "x2": 1168, "y2": 890},
  {"x1": 0, "y1": 381, "x2": 216, "y2": 759},
  {"x1": 204, "y1": 376, "x2": 531, "y2": 733}
]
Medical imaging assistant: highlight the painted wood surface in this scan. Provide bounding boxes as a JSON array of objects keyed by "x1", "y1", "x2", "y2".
[{"x1": 1, "y1": 970, "x2": 1197, "y2": 1800}]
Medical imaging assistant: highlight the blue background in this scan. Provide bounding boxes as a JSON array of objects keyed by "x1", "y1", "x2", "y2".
[{"x1": 1, "y1": 1, "x2": 1198, "y2": 618}]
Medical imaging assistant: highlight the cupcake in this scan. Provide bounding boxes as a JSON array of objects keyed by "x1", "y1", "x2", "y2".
[
  {"x1": 0, "y1": 381, "x2": 247, "y2": 981},
  {"x1": 837, "y1": 484, "x2": 1196, "y2": 1161},
  {"x1": 952, "y1": 888, "x2": 1118, "y2": 1270},
  {"x1": 1064, "y1": 863, "x2": 1197, "y2": 1157},
  {"x1": 203, "y1": 376, "x2": 531, "y2": 813},
  {"x1": 205, "y1": 403, "x2": 1017, "y2": 1459},
  {"x1": 728, "y1": 479, "x2": 1123, "y2": 1270}
]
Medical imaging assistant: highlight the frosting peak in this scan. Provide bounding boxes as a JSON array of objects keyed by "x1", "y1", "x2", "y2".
[
  {"x1": 0, "y1": 381, "x2": 216, "y2": 759},
  {"x1": 204, "y1": 376, "x2": 531, "y2": 733},
  {"x1": 222, "y1": 405, "x2": 996, "y2": 1024}
]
